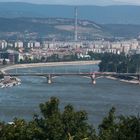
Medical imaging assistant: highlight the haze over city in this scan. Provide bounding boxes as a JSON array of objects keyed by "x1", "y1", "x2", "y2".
[{"x1": 0, "y1": 0, "x2": 140, "y2": 5}]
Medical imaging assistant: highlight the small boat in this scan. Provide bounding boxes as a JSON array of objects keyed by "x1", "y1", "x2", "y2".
[
  {"x1": 0, "y1": 85, "x2": 5, "y2": 88},
  {"x1": 7, "y1": 83, "x2": 13, "y2": 87}
]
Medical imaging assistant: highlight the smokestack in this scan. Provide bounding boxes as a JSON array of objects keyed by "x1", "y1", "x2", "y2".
[{"x1": 74, "y1": 7, "x2": 78, "y2": 42}]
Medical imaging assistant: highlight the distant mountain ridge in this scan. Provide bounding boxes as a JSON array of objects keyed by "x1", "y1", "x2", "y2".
[
  {"x1": 0, "y1": 17, "x2": 111, "y2": 40},
  {"x1": 0, "y1": 2, "x2": 140, "y2": 24},
  {"x1": 0, "y1": 17, "x2": 140, "y2": 41}
]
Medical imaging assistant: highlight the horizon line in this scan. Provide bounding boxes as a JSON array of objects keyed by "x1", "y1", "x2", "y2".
[{"x1": 0, "y1": 1, "x2": 140, "y2": 7}]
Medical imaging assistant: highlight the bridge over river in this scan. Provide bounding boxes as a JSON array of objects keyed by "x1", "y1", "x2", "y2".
[
  {"x1": 1, "y1": 72, "x2": 140, "y2": 84},
  {"x1": 0, "y1": 61, "x2": 140, "y2": 84}
]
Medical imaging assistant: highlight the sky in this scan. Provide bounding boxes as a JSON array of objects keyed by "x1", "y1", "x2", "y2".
[{"x1": 0, "y1": 0, "x2": 140, "y2": 5}]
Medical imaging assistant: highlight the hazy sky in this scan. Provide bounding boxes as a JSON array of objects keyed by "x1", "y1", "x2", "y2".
[{"x1": 0, "y1": 0, "x2": 140, "y2": 5}]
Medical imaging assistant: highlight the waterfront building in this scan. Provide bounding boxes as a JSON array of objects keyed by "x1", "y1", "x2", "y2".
[
  {"x1": 34, "y1": 42, "x2": 41, "y2": 48},
  {"x1": 0, "y1": 40, "x2": 8, "y2": 49},
  {"x1": 110, "y1": 42, "x2": 121, "y2": 49},
  {"x1": 27, "y1": 42, "x2": 34, "y2": 48},
  {"x1": 15, "y1": 41, "x2": 24, "y2": 48}
]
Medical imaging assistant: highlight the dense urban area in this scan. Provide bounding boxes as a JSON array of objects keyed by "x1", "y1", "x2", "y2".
[{"x1": 1, "y1": 39, "x2": 140, "y2": 64}]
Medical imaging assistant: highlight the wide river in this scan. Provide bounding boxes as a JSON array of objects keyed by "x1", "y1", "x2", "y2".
[{"x1": 0, "y1": 64, "x2": 140, "y2": 127}]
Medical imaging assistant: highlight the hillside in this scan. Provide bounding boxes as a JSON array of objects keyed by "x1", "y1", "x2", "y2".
[
  {"x1": 0, "y1": 2, "x2": 140, "y2": 24},
  {"x1": 103, "y1": 24, "x2": 140, "y2": 38},
  {"x1": 0, "y1": 17, "x2": 111, "y2": 40}
]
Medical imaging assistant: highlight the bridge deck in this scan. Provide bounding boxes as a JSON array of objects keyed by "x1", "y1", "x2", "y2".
[{"x1": 2, "y1": 72, "x2": 140, "y2": 77}]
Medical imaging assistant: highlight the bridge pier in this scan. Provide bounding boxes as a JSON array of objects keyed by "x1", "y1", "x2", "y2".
[
  {"x1": 47, "y1": 75, "x2": 52, "y2": 84},
  {"x1": 92, "y1": 79, "x2": 96, "y2": 85},
  {"x1": 91, "y1": 74, "x2": 96, "y2": 85}
]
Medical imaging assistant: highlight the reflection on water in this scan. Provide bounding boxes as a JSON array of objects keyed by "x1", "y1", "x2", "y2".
[{"x1": 0, "y1": 65, "x2": 140, "y2": 127}]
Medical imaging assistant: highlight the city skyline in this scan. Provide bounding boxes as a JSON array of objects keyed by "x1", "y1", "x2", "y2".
[{"x1": 0, "y1": 0, "x2": 140, "y2": 5}]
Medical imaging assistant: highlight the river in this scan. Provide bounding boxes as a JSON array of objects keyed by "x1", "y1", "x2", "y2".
[{"x1": 0, "y1": 64, "x2": 140, "y2": 127}]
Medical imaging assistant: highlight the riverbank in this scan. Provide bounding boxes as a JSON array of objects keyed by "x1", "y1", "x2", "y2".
[
  {"x1": 0, "y1": 60, "x2": 100, "y2": 88},
  {"x1": 0, "y1": 60, "x2": 101, "y2": 73},
  {"x1": 106, "y1": 76, "x2": 140, "y2": 85},
  {"x1": 0, "y1": 77, "x2": 21, "y2": 88},
  {"x1": 1, "y1": 60, "x2": 139, "y2": 86}
]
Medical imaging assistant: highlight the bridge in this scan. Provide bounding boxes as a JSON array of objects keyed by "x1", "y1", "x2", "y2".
[{"x1": 1, "y1": 72, "x2": 140, "y2": 84}]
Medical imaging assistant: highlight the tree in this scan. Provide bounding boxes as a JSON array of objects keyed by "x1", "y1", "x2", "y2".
[
  {"x1": 0, "y1": 97, "x2": 139, "y2": 140},
  {"x1": 114, "y1": 115, "x2": 140, "y2": 140},
  {"x1": 98, "y1": 107, "x2": 117, "y2": 140},
  {"x1": 2, "y1": 59, "x2": 7, "y2": 65},
  {"x1": 0, "y1": 119, "x2": 28, "y2": 140},
  {"x1": 36, "y1": 97, "x2": 97, "y2": 140}
]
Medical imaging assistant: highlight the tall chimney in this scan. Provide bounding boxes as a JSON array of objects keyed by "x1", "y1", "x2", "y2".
[{"x1": 74, "y1": 7, "x2": 78, "y2": 42}]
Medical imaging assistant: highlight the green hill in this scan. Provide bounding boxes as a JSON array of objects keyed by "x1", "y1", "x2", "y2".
[{"x1": 0, "y1": 17, "x2": 111, "y2": 40}]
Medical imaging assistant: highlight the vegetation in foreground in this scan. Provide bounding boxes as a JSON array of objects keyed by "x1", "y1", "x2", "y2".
[{"x1": 0, "y1": 97, "x2": 140, "y2": 140}]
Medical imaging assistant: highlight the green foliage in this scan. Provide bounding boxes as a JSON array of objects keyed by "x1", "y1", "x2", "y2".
[
  {"x1": 98, "y1": 107, "x2": 117, "y2": 140},
  {"x1": 2, "y1": 59, "x2": 7, "y2": 65},
  {"x1": 0, "y1": 97, "x2": 139, "y2": 140},
  {"x1": 37, "y1": 97, "x2": 95, "y2": 140},
  {"x1": 98, "y1": 107, "x2": 140, "y2": 140},
  {"x1": 116, "y1": 115, "x2": 140, "y2": 140},
  {"x1": 88, "y1": 52, "x2": 140, "y2": 73}
]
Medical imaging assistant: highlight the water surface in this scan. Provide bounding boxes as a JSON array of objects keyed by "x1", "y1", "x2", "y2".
[{"x1": 0, "y1": 65, "x2": 140, "y2": 127}]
